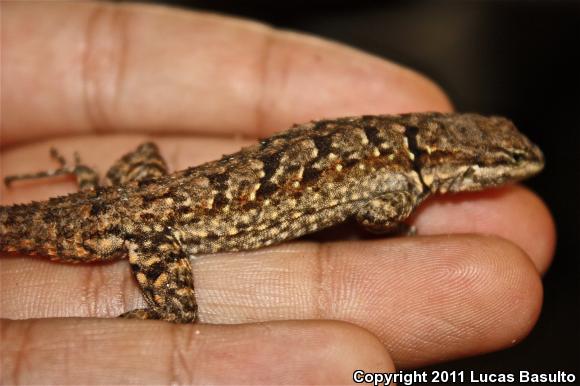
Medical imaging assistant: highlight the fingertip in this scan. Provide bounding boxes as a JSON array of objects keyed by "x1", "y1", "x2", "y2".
[
  {"x1": 260, "y1": 32, "x2": 453, "y2": 133},
  {"x1": 321, "y1": 320, "x2": 396, "y2": 373},
  {"x1": 516, "y1": 188, "x2": 556, "y2": 273},
  {"x1": 417, "y1": 235, "x2": 543, "y2": 365},
  {"x1": 377, "y1": 59, "x2": 454, "y2": 113},
  {"x1": 460, "y1": 236, "x2": 543, "y2": 346},
  {"x1": 329, "y1": 235, "x2": 543, "y2": 367},
  {"x1": 413, "y1": 185, "x2": 556, "y2": 274},
  {"x1": 483, "y1": 236, "x2": 544, "y2": 344}
]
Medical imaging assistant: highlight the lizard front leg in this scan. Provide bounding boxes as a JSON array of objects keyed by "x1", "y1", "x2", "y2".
[
  {"x1": 355, "y1": 191, "x2": 420, "y2": 235},
  {"x1": 106, "y1": 142, "x2": 168, "y2": 185}
]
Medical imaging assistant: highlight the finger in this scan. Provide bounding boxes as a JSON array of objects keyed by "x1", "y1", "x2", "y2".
[
  {"x1": 413, "y1": 185, "x2": 555, "y2": 273},
  {"x1": 0, "y1": 135, "x2": 555, "y2": 273},
  {"x1": 0, "y1": 234, "x2": 542, "y2": 368},
  {"x1": 2, "y1": 1, "x2": 451, "y2": 146},
  {"x1": 0, "y1": 318, "x2": 393, "y2": 384}
]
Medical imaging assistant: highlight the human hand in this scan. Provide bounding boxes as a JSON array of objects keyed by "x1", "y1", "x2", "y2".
[{"x1": 1, "y1": 1, "x2": 555, "y2": 384}]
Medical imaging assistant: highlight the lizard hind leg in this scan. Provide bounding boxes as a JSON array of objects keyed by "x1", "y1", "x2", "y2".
[
  {"x1": 107, "y1": 142, "x2": 189, "y2": 321},
  {"x1": 106, "y1": 142, "x2": 168, "y2": 186},
  {"x1": 121, "y1": 233, "x2": 197, "y2": 323},
  {"x1": 4, "y1": 147, "x2": 99, "y2": 191},
  {"x1": 355, "y1": 191, "x2": 418, "y2": 235}
]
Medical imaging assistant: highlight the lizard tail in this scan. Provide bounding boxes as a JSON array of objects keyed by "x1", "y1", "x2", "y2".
[
  {"x1": 0, "y1": 199, "x2": 93, "y2": 261},
  {"x1": 0, "y1": 201, "x2": 58, "y2": 257},
  {"x1": 1, "y1": 193, "x2": 124, "y2": 263}
]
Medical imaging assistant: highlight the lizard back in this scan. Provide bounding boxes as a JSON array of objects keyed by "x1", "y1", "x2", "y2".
[{"x1": 1, "y1": 113, "x2": 543, "y2": 260}]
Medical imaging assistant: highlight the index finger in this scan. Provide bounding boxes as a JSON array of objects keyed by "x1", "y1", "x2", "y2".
[{"x1": 2, "y1": 1, "x2": 451, "y2": 146}]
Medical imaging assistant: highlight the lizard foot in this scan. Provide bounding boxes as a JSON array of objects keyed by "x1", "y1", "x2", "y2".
[{"x1": 4, "y1": 147, "x2": 99, "y2": 191}]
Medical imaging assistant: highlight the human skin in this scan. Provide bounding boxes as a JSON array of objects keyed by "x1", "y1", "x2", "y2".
[{"x1": 0, "y1": 2, "x2": 555, "y2": 384}]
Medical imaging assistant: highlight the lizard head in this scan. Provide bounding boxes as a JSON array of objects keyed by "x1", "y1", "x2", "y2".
[{"x1": 405, "y1": 113, "x2": 544, "y2": 193}]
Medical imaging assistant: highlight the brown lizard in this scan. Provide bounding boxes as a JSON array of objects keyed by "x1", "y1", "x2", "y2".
[{"x1": 0, "y1": 112, "x2": 544, "y2": 323}]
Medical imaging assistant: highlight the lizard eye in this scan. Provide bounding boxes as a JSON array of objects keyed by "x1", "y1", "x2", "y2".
[{"x1": 511, "y1": 151, "x2": 527, "y2": 163}]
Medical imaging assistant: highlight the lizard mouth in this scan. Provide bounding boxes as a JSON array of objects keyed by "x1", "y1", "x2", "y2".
[
  {"x1": 421, "y1": 144, "x2": 544, "y2": 194},
  {"x1": 496, "y1": 143, "x2": 545, "y2": 181}
]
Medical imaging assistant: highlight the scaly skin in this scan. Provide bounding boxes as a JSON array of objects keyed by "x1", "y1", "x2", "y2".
[{"x1": 0, "y1": 113, "x2": 544, "y2": 322}]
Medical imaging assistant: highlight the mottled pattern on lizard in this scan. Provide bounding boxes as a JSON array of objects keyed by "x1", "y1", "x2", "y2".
[{"x1": 0, "y1": 113, "x2": 544, "y2": 323}]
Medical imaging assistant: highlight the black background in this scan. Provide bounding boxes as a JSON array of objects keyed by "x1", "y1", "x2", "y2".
[{"x1": 152, "y1": 0, "x2": 579, "y2": 377}]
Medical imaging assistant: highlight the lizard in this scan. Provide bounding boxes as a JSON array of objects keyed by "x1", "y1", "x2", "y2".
[{"x1": 0, "y1": 112, "x2": 544, "y2": 323}]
